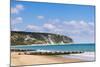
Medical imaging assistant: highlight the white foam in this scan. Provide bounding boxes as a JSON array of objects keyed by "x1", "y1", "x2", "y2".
[{"x1": 61, "y1": 52, "x2": 95, "y2": 61}]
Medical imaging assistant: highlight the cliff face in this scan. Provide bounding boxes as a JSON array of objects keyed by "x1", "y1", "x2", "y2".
[{"x1": 11, "y1": 31, "x2": 73, "y2": 45}]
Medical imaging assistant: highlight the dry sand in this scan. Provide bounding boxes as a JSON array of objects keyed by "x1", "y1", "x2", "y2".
[{"x1": 11, "y1": 52, "x2": 81, "y2": 66}]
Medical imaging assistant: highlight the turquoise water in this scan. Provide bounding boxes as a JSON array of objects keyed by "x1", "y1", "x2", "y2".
[{"x1": 11, "y1": 43, "x2": 95, "y2": 52}]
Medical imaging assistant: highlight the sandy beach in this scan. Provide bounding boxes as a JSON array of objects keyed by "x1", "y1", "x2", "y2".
[{"x1": 11, "y1": 52, "x2": 81, "y2": 66}]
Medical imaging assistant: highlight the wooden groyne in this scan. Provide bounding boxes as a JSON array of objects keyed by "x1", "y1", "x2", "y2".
[
  {"x1": 11, "y1": 48, "x2": 84, "y2": 55},
  {"x1": 23, "y1": 51, "x2": 83, "y2": 55}
]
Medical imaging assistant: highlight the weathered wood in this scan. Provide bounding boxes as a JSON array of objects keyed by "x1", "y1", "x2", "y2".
[{"x1": 11, "y1": 48, "x2": 84, "y2": 55}]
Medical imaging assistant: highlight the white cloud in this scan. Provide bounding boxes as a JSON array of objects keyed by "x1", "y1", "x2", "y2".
[
  {"x1": 43, "y1": 23, "x2": 55, "y2": 30},
  {"x1": 42, "y1": 20, "x2": 94, "y2": 43},
  {"x1": 11, "y1": 17, "x2": 23, "y2": 31},
  {"x1": 62, "y1": 20, "x2": 95, "y2": 43},
  {"x1": 26, "y1": 25, "x2": 44, "y2": 32},
  {"x1": 17, "y1": 19, "x2": 94, "y2": 43},
  {"x1": 26, "y1": 25, "x2": 38, "y2": 30},
  {"x1": 37, "y1": 16, "x2": 44, "y2": 19},
  {"x1": 11, "y1": 8, "x2": 19, "y2": 14},
  {"x1": 16, "y1": 4, "x2": 24, "y2": 10},
  {"x1": 11, "y1": 28, "x2": 21, "y2": 31},
  {"x1": 64, "y1": 20, "x2": 94, "y2": 32},
  {"x1": 11, "y1": 4, "x2": 24, "y2": 14},
  {"x1": 11, "y1": 17, "x2": 23, "y2": 25},
  {"x1": 40, "y1": 20, "x2": 94, "y2": 36}
]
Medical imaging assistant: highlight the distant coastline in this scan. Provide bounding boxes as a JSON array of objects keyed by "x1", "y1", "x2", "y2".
[{"x1": 11, "y1": 31, "x2": 73, "y2": 45}]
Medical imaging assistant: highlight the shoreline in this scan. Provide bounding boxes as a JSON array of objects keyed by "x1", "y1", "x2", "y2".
[
  {"x1": 60, "y1": 52, "x2": 95, "y2": 61},
  {"x1": 11, "y1": 52, "x2": 82, "y2": 66},
  {"x1": 11, "y1": 43, "x2": 95, "y2": 47}
]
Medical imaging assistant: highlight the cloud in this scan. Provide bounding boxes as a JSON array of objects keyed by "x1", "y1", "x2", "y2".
[
  {"x1": 11, "y1": 4, "x2": 24, "y2": 14},
  {"x1": 11, "y1": 17, "x2": 23, "y2": 31},
  {"x1": 26, "y1": 25, "x2": 38, "y2": 30},
  {"x1": 11, "y1": 8, "x2": 19, "y2": 14},
  {"x1": 11, "y1": 17, "x2": 23, "y2": 25},
  {"x1": 14, "y1": 18, "x2": 94, "y2": 43},
  {"x1": 26, "y1": 24, "x2": 44, "y2": 32},
  {"x1": 62, "y1": 20, "x2": 95, "y2": 43},
  {"x1": 63, "y1": 20, "x2": 94, "y2": 33},
  {"x1": 42, "y1": 20, "x2": 94, "y2": 43},
  {"x1": 16, "y1": 4, "x2": 24, "y2": 10},
  {"x1": 11, "y1": 28, "x2": 21, "y2": 31},
  {"x1": 25, "y1": 20, "x2": 94, "y2": 37},
  {"x1": 37, "y1": 16, "x2": 44, "y2": 19},
  {"x1": 43, "y1": 23, "x2": 55, "y2": 30}
]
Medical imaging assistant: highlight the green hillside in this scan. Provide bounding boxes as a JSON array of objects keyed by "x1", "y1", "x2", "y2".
[{"x1": 11, "y1": 31, "x2": 73, "y2": 45}]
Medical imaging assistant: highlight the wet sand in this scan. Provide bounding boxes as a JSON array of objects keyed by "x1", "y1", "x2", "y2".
[{"x1": 11, "y1": 52, "x2": 81, "y2": 66}]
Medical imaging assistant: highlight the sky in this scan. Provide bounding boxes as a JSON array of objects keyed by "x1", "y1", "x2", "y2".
[{"x1": 11, "y1": 0, "x2": 95, "y2": 43}]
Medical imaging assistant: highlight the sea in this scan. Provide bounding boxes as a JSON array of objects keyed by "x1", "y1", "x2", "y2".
[{"x1": 11, "y1": 43, "x2": 95, "y2": 61}]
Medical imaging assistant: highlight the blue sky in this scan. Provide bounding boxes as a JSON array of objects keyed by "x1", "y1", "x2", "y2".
[{"x1": 11, "y1": 0, "x2": 95, "y2": 43}]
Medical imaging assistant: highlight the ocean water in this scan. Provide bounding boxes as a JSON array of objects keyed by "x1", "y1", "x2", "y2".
[
  {"x1": 11, "y1": 43, "x2": 95, "y2": 61},
  {"x1": 11, "y1": 43, "x2": 95, "y2": 52}
]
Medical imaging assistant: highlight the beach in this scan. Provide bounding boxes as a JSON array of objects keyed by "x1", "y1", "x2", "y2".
[
  {"x1": 11, "y1": 44, "x2": 95, "y2": 66},
  {"x1": 11, "y1": 52, "x2": 81, "y2": 66}
]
